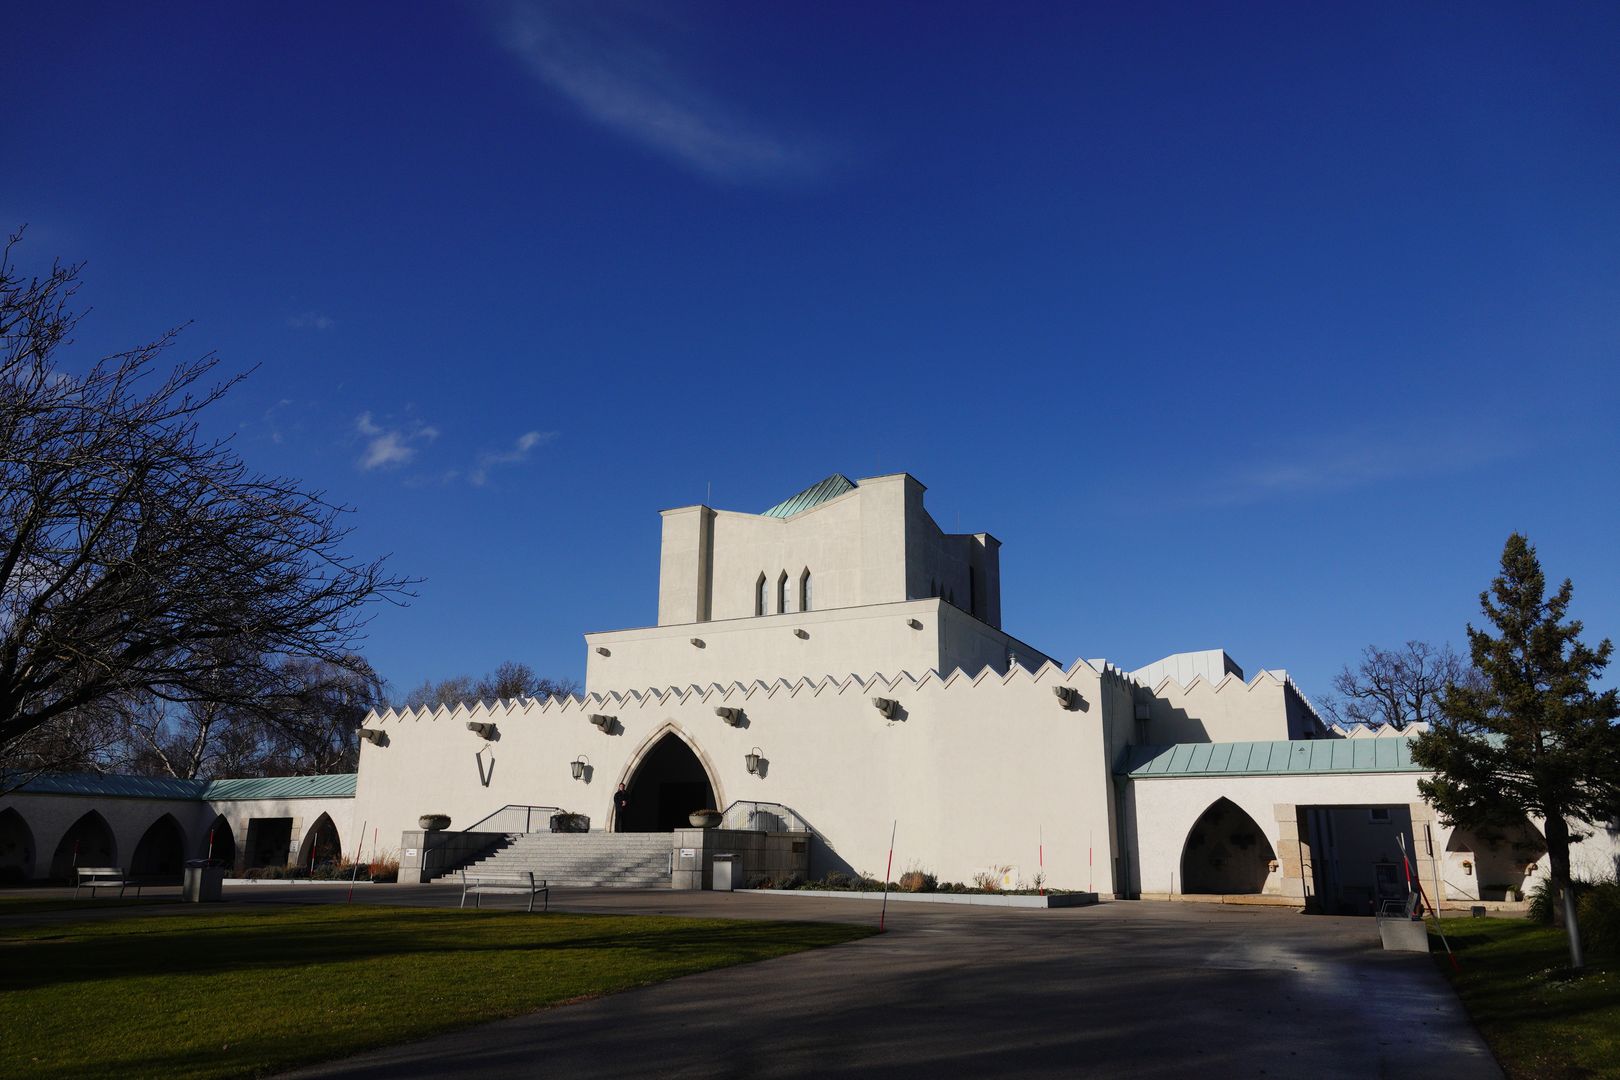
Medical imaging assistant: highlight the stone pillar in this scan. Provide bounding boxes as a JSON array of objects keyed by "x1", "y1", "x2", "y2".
[
  {"x1": 1408, "y1": 802, "x2": 1446, "y2": 908},
  {"x1": 1273, "y1": 804, "x2": 1308, "y2": 902}
]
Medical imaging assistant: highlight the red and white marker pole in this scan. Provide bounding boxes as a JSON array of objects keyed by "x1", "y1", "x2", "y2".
[
  {"x1": 879, "y1": 820, "x2": 897, "y2": 932},
  {"x1": 1038, "y1": 827, "x2": 1045, "y2": 897},
  {"x1": 347, "y1": 821, "x2": 368, "y2": 904}
]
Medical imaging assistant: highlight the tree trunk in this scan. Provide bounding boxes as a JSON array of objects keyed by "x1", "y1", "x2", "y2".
[
  {"x1": 1544, "y1": 812, "x2": 1571, "y2": 929},
  {"x1": 1542, "y1": 811, "x2": 1584, "y2": 968}
]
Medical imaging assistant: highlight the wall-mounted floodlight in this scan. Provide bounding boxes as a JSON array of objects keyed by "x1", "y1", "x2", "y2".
[
  {"x1": 571, "y1": 755, "x2": 589, "y2": 781},
  {"x1": 690, "y1": 637, "x2": 705, "y2": 648},
  {"x1": 596, "y1": 646, "x2": 611, "y2": 657},
  {"x1": 872, "y1": 696, "x2": 901, "y2": 720},
  {"x1": 745, "y1": 747, "x2": 763, "y2": 775},
  {"x1": 357, "y1": 728, "x2": 386, "y2": 745},
  {"x1": 466, "y1": 721, "x2": 496, "y2": 739},
  {"x1": 1052, "y1": 686, "x2": 1080, "y2": 709},
  {"x1": 715, "y1": 706, "x2": 744, "y2": 726},
  {"x1": 794, "y1": 628, "x2": 809, "y2": 640},
  {"x1": 907, "y1": 619, "x2": 923, "y2": 630},
  {"x1": 589, "y1": 714, "x2": 615, "y2": 731}
]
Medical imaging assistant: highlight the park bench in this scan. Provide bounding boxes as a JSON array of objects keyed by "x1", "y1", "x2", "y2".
[
  {"x1": 459, "y1": 870, "x2": 548, "y2": 913},
  {"x1": 75, "y1": 866, "x2": 140, "y2": 899}
]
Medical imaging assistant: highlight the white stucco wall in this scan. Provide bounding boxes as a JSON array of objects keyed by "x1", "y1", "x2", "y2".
[
  {"x1": 1137, "y1": 671, "x2": 1319, "y2": 744},
  {"x1": 356, "y1": 659, "x2": 1129, "y2": 891},
  {"x1": 586, "y1": 599, "x2": 1052, "y2": 696}
]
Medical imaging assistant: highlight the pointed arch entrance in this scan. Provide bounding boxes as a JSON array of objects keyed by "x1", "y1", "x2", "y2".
[
  {"x1": 296, "y1": 813, "x2": 343, "y2": 871},
  {"x1": 204, "y1": 814, "x2": 237, "y2": 870},
  {"x1": 0, "y1": 808, "x2": 36, "y2": 882},
  {"x1": 132, "y1": 814, "x2": 186, "y2": 882},
  {"x1": 615, "y1": 726, "x2": 721, "y2": 832},
  {"x1": 1180, "y1": 798, "x2": 1276, "y2": 895},
  {"x1": 50, "y1": 810, "x2": 116, "y2": 880}
]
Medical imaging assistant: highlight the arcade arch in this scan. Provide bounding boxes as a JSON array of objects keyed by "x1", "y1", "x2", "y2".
[
  {"x1": 1179, "y1": 797, "x2": 1276, "y2": 895},
  {"x1": 50, "y1": 810, "x2": 116, "y2": 880},
  {"x1": 131, "y1": 814, "x2": 186, "y2": 882},
  {"x1": 0, "y1": 807, "x2": 35, "y2": 881}
]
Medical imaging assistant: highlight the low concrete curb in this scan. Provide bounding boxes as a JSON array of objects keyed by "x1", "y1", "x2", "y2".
[
  {"x1": 222, "y1": 879, "x2": 379, "y2": 886},
  {"x1": 735, "y1": 889, "x2": 1098, "y2": 908}
]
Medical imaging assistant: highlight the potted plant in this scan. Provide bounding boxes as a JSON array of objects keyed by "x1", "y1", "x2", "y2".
[
  {"x1": 419, "y1": 814, "x2": 452, "y2": 832},
  {"x1": 689, "y1": 808, "x2": 722, "y2": 829}
]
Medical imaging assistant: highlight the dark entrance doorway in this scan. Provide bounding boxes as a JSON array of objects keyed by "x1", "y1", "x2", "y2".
[
  {"x1": 617, "y1": 731, "x2": 717, "y2": 832},
  {"x1": 244, "y1": 818, "x2": 293, "y2": 870}
]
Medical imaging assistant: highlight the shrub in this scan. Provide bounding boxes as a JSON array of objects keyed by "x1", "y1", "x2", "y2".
[
  {"x1": 368, "y1": 851, "x2": 400, "y2": 883},
  {"x1": 1530, "y1": 877, "x2": 1595, "y2": 925},
  {"x1": 780, "y1": 872, "x2": 806, "y2": 890},
  {"x1": 899, "y1": 870, "x2": 936, "y2": 893},
  {"x1": 823, "y1": 870, "x2": 852, "y2": 890},
  {"x1": 1577, "y1": 881, "x2": 1620, "y2": 956}
]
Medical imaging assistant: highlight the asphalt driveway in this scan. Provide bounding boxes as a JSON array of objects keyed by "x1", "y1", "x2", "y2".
[{"x1": 266, "y1": 887, "x2": 1497, "y2": 1080}]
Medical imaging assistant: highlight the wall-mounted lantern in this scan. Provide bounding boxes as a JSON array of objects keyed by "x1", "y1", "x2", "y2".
[
  {"x1": 570, "y1": 755, "x2": 589, "y2": 781},
  {"x1": 906, "y1": 618, "x2": 923, "y2": 630},
  {"x1": 690, "y1": 637, "x2": 705, "y2": 648},
  {"x1": 589, "y1": 713, "x2": 615, "y2": 731},
  {"x1": 1052, "y1": 686, "x2": 1080, "y2": 709},
  {"x1": 745, "y1": 747, "x2": 763, "y2": 775},
  {"x1": 596, "y1": 646, "x2": 611, "y2": 657},
  {"x1": 872, "y1": 696, "x2": 901, "y2": 720},
  {"x1": 357, "y1": 728, "x2": 387, "y2": 745},
  {"x1": 793, "y1": 628, "x2": 809, "y2": 639},
  {"x1": 715, "y1": 706, "x2": 744, "y2": 726},
  {"x1": 466, "y1": 721, "x2": 496, "y2": 739}
]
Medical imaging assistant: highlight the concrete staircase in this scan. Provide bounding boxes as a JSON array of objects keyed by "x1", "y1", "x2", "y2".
[{"x1": 438, "y1": 832, "x2": 673, "y2": 888}]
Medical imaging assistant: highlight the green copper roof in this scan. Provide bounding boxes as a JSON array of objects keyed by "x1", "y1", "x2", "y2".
[
  {"x1": 762, "y1": 474, "x2": 856, "y2": 518},
  {"x1": 202, "y1": 774, "x2": 357, "y2": 799},
  {"x1": 1123, "y1": 738, "x2": 1425, "y2": 778},
  {"x1": 10, "y1": 771, "x2": 356, "y2": 801}
]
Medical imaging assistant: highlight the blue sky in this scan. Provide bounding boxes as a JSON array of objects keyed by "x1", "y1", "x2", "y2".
[{"x1": 5, "y1": 2, "x2": 1617, "y2": 706}]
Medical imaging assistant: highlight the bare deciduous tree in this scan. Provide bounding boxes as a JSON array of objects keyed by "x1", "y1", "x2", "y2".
[
  {"x1": 1323, "y1": 640, "x2": 1476, "y2": 730},
  {"x1": 0, "y1": 229, "x2": 411, "y2": 786},
  {"x1": 402, "y1": 660, "x2": 577, "y2": 711}
]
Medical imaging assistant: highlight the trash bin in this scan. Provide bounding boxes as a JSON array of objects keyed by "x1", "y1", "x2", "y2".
[
  {"x1": 183, "y1": 859, "x2": 226, "y2": 902},
  {"x1": 711, "y1": 853, "x2": 741, "y2": 892}
]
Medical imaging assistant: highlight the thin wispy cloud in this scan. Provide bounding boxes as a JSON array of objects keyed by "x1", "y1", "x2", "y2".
[
  {"x1": 497, "y1": 2, "x2": 833, "y2": 184},
  {"x1": 287, "y1": 311, "x2": 335, "y2": 331},
  {"x1": 356, "y1": 412, "x2": 439, "y2": 471},
  {"x1": 471, "y1": 430, "x2": 557, "y2": 486},
  {"x1": 1199, "y1": 428, "x2": 1518, "y2": 507}
]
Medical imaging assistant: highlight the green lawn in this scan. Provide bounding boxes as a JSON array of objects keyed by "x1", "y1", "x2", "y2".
[
  {"x1": 1433, "y1": 917, "x2": 1620, "y2": 1080},
  {"x1": 1, "y1": 903, "x2": 873, "y2": 1079}
]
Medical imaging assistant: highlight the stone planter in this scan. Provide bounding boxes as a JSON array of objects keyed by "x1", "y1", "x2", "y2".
[
  {"x1": 419, "y1": 814, "x2": 452, "y2": 832},
  {"x1": 689, "y1": 810, "x2": 721, "y2": 829}
]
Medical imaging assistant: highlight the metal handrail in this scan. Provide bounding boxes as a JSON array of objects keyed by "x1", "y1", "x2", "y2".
[
  {"x1": 461, "y1": 804, "x2": 564, "y2": 834},
  {"x1": 716, "y1": 799, "x2": 811, "y2": 834}
]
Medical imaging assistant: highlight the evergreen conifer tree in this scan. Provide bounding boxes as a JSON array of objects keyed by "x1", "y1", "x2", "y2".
[{"x1": 1413, "y1": 533, "x2": 1620, "y2": 966}]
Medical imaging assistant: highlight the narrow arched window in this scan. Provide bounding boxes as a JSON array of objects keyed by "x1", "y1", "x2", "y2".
[
  {"x1": 968, "y1": 566, "x2": 977, "y2": 617},
  {"x1": 756, "y1": 573, "x2": 767, "y2": 617},
  {"x1": 799, "y1": 568, "x2": 812, "y2": 611},
  {"x1": 777, "y1": 571, "x2": 789, "y2": 614}
]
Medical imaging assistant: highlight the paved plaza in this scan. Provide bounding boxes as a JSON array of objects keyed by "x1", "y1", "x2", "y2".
[{"x1": 3, "y1": 884, "x2": 1497, "y2": 1078}]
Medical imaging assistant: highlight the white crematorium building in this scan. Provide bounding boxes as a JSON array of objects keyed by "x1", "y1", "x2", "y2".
[{"x1": 4, "y1": 473, "x2": 1616, "y2": 909}]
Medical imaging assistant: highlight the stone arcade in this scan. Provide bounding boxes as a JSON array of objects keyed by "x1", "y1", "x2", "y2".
[{"x1": 5, "y1": 473, "x2": 1616, "y2": 907}]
